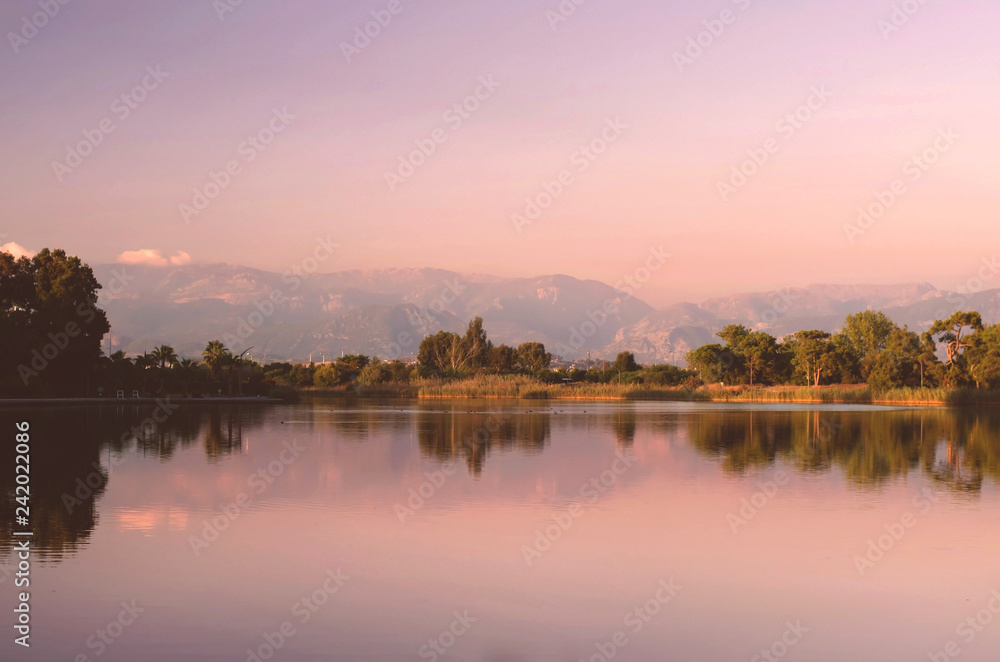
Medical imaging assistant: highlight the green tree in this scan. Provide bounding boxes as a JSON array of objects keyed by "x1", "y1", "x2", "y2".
[
  {"x1": 716, "y1": 324, "x2": 751, "y2": 346},
  {"x1": 202, "y1": 340, "x2": 230, "y2": 379},
  {"x1": 841, "y1": 311, "x2": 895, "y2": 376},
  {"x1": 930, "y1": 311, "x2": 983, "y2": 366},
  {"x1": 916, "y1": 331, "x2": 941, "y2": 388},
  {"x1": 1, "y1": 248, "x2": 110, "y2": 395},
  {"x1": 162, "y1": 358, "x2": 203, "y2": 396},
  {"x1": 686, "y1": 343, "x2": 732, "y2": 384},
  {"x1": 95, "y1": 349, "x2": 138, "y2": 394},
  {"x1": 383, "y1": 360, "x2": 412, "y2": 382},
  {"x1": 715, "y1": 324, "x2": 749, "y2": 383},
  {"x1": 516, "y1": 342, "x2": 551, "y2": 372},
  {"x1": 486, "y1": 343, "x2": 518, "y2": 374},
  {"x1": 107, "y1": 350, "x2": 130, "y2": 367},
  {"x1": 133, "y1": 352, "x2": 156, "y2": 370},
  {"x1": 0, "y1": 252, "x2": 35, "y2": 384},
  {"x1": 417, "y1": 330, "x2": 454, "y2": 373},
  {"x1": 867, "y1": 326, "x2": 921, "y2": 390},
  {"x1": 151, "y1": 344, "x2": 178, "y2": 368},
  {"x1": 289, "y1": 362, "x2": 317, "y2": 387},
  {"x1": 357, "y1": 361, "x2": 394, "y2": 386},
  {"x1": 829, "y1": 332, "x2": 862, "y2": 383},
  {"x1": 336, "y1": 354, "x2": 370, "y2": 371},
  {"x1": 417, "y1": 331, "x2": 468, "y2": 373},
  {"x1": 713, "y1": 325, "x2": 779, "y2": 386},
  {"x1": 641, "y1": 364, "x2": 690, "y2": 386},
  {"x1": 417, "y1": 317, "x2": 492, "y2": 374},
  {"x1": 313, "y1": 363, "x2": 344, "y2": 387},
  {"x1": 741, "y1": 332, "x2": 779, "y2": 386},
  {"x1": 964, "y1": 324, "x2": 1000, "y2": 389},
  {"x1": 735, "y1": 330, "x2": 777, "y2": 385},
  {"x1": 787, "y1": 330, "x2": 836, "y2": 387},
  {"x1": 613, "y1": 351, "x2": 639, "y2": 373},
  {"x1": 314, "y1": 355, "x2": 369, "y2": 387},
  {"x1": 462, "y1": 317, "x2": 491, "y2": 369}
]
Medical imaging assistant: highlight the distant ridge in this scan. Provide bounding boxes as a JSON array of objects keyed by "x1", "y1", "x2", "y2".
[
  {"x1": 90, "y1": 264, "x2": 652, "y2": 362},
  {"x1": 90, "y1": 263, "x2": 1000, "y2": 365}
]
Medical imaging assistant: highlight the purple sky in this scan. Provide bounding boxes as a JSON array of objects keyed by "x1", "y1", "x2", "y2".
[{"x1": 3, "y1": 0, "x2": 999, "y2": 306}]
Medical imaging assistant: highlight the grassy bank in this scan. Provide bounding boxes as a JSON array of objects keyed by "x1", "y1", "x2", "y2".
[
  {"x1": 707, "y1": 386, "x2": 1000, "y2": 405},
  {"x1": 302, "y1": 376, "x2": 1000, "y2": 406}
]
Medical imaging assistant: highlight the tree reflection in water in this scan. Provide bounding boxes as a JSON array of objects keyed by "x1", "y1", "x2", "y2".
[
  {"x1": 415, "y1": 404, "x2": 551, "y2": 475},
  {"x1": 685, "y1": 407, "x2": 1000, "y2": 493},
  {"x1": 0, "y1": 405, "x2": 258, "y2": 560},
  {"x1": 3, "y1": 402, "x2": 1000, "y2": 561}
]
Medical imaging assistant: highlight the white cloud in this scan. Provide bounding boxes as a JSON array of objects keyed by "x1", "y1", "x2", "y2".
[
  {"x1": 117, "y1": 249, "x2": 192, "y2": 267},
  {"x1": 118, "y1": 249, "x2": 167, "y2": 266},
  {"x1": 170, "y1": 251, "x2": 191, "y2": 266},
  {"x1": 1, "y1": 242, "x2": 35, "y2": 259}
]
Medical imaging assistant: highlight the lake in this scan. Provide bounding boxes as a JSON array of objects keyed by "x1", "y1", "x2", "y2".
[{"x1": 2, "y1": 400, "x2": 1000, "y2": 661}]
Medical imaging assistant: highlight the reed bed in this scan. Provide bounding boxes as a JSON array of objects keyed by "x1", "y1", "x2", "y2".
[
  {"x1": 711, "y1": 386, "x2": 1000, "y2": 405},
  {"x1": 416, "y1": 375, "x2": 701, "y2": 400},
  {"x1": 709, "y1": 386, "x2": 876, "y2": 404},
  {"x1": 308, "y1": 376, "x2": 1000, "y2": 406}
]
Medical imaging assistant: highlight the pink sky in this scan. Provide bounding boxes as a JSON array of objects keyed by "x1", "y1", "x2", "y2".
[{"x1": 3, "y1": 0, "x2": 999, "y2": 305}]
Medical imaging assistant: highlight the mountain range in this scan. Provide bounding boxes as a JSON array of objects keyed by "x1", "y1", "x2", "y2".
[{"x1": 90, "y1": 263, "x2": 1000, "y2": 365}]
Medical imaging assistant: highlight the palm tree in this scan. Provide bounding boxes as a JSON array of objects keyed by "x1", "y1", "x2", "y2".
[
  {"x1": 97, "y1": 350, "x2": 133, "y2": 396},
  {"x1": 176, "y1": 358, "x2": 200, "y2": 396},
  {"x1": 131, "y1": 351, "x2": 157, "y2": 395},
  {"x1": 203, "y1": 340, "x2": 230, "y2": 380},
  {"x1": 133, "y1": 352, "x2": 156, "y2": 370},
  {"x1": 151, "y1": 344, "x2": 178, "y2": 368},
  {"x1": 102, "y1": 350, "x2": 131, "y2": 374}
]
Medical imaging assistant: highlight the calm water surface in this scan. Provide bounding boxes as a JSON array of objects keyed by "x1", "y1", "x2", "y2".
[{"x1": 2, "y1": 400, "x2": 1000, "y2": 661}]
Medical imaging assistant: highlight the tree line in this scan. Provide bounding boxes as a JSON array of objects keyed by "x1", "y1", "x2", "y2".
[
  {"x1": 5, "y1": 248, "x2": 1000, "y2": 397},
  {"x1": 685, "y1": 310, "x2": 999, "y2": 389},
  {"x1": 266, "y1": 318, "x2": 689, "y2": 390},
  {"x1": 1, "y1": 249, "x2": 109, "y2": 396},
  {"x1": 0, "y1": 248, "x2": 283, "y2": 397}
]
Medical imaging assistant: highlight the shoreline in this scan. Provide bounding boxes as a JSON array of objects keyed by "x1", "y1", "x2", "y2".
[
  {"x1": 4, "y1": 388, "x2": 997, "y2": 408},
  {"x1": 403, "y1": 394, "x2": 953, "y2": 407},
  {"x1": 303, "y1": 382, "x2": 1000, "y2": 407}
]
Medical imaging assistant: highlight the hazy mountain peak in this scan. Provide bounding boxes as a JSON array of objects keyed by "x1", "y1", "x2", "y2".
[{"x1": 90, "y1": 264, "x2": 1000, "y2": 364}]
